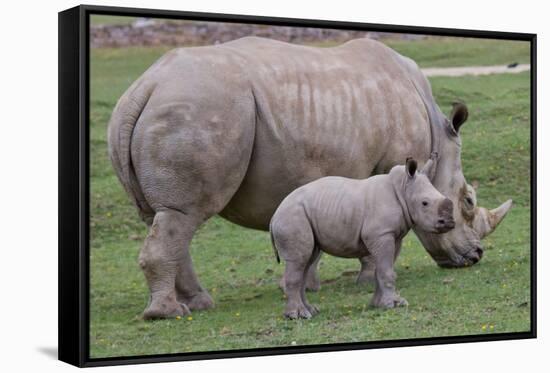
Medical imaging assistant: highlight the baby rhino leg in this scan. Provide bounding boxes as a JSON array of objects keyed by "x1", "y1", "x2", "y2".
[
  {"x1": 358, "y1": 237, "x2": 403, "y2": 287},
  {"x1": 367, "y1": 235, "x2": 408, "y2": 309},
  {"x1": 278, "y1": 252, "x2": 321, "y2": 292},
  {"x1": 271, "y1": 210, "x2": 317, "y2": 319}
]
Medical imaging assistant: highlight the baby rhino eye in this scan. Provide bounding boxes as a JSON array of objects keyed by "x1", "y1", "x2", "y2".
[{"x1": 422, "y1": 201, "x2": 428, "y2": 206}]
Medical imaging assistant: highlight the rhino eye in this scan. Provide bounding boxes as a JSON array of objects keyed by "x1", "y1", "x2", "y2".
[
  {"x1": 465, "y1": 196, "x2": 474, "y2": 207},
  {"x1": 422, "y1": 201, "x2": 428, "y2": 206}
]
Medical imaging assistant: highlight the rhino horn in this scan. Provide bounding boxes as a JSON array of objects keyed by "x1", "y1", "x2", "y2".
[
  {"x1": 474, "y1": 199, "x2": 513, "y2": 239},
  {"x1": 490, "y1": 199, "x2": 514, "y2": 230}
]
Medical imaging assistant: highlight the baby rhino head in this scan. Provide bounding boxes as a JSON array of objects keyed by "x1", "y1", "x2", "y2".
[{"x1": 404, "y1": 157, "x2": 455, "y2": 234}]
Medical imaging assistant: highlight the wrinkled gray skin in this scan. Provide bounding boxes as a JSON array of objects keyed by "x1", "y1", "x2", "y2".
[
  {"x1": 270, "y1": 157, "x2": 455, "y2": 318},
  {"x1": 356, "y1": 180, "x2": 513, "y2": 285},
  {"x1": 107, "y1": 36, "x2": 512, "y2": 319}
]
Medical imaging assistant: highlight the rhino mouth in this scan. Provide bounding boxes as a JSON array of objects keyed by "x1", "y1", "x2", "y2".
[{"x1": 436, "y1": 246, "x2": 484, "y2": 268}]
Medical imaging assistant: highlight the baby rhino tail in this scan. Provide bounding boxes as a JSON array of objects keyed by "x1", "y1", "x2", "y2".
[{"x1": 269, "y1": 221, "x2": 281, "y2": 264}]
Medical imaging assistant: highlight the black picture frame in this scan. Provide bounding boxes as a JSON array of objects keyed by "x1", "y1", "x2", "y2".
[{"x1": 58, "y1": 4, "x2": 537, "y2": 368}]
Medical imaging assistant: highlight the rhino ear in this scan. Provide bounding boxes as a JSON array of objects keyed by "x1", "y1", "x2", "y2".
[
  {"x1": 450, "y1": 102, "x2": 469, "y2": 133},
  {"x1": 406, "y1": 157, "x2": 417, "y2": 178}
]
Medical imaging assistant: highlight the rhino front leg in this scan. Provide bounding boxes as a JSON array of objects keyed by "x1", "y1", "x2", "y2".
[
  {"x1": 368, "y1": 236, "x2": 408, "y2": 309},
  {"x1": 358, "y1": 237, "x2": 402, "y2": 286}
]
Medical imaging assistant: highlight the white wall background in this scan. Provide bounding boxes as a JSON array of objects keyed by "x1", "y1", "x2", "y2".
[{"x1": 0, "y1": 0, "x2": 547, "y2": 371}]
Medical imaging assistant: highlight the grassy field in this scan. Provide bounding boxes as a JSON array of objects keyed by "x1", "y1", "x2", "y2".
[
  {"x1": 385, "y1": 38, "x2": 529, "y2": 68},
  {"x1": 89, "y1": 38, "x2": 531, "y2": 358},
  {"x1": 310, "y1": 37, "x2": 530, "y2": 68},
  {"x1": 91, "y1": 15, "x2": 137, "y2": 26}
]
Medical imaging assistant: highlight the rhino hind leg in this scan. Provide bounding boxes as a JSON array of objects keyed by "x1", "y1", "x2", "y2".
[
  {"x1": 282, "y1": 252, "x2": 321, "y2": 320},
  {"x1": 279, "y1": 253, "x2": 321, "y2": 292},
  {"x1": 302, "y1": 249, "x2": 321, "y2": 316},
  {"x1": 272, "y1": 214, "x2": 319, "y2": 319},
  {"x1": 129, "y1": 89, "x2": 256, "y2": 318},
  {"x1": 139, "y1": 210, "x2": 201, "y2": 320},
  {"x1": 175, "y1": 239, "x2": 214, "y2": 311}
]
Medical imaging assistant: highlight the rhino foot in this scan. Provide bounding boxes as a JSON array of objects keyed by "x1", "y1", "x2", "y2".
[
  {"x1": 305, "y1": 302, "x2": 320, "y2": 316},
  {"x1": 284, "y1": 304, "x2": 313, "y2": 319},
  {"x1": 143, "y1": 294, "x2": 191, "y2": 320},
  {"x1": 371, "y1": 294, "x2": 408, "y2": 309},
  {"x1": 177, "y1": 290, "x2": 215, "y2": 311}
]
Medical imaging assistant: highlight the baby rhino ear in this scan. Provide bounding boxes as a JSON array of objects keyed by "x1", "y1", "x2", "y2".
[{"x1": 406, "y1": 157, "x2": 417, "y2": 178}]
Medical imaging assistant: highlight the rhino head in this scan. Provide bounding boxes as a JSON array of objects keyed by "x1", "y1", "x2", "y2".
[
  {"x1": 403, "y1": 156, "x2": 455, "y2": 234},
  {"x1": 413, "y1": 103, "x2": 513, "y2": 268}
]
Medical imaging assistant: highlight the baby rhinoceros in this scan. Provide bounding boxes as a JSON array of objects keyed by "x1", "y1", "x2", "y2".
[{"x1": 270, "y1": 156, "x2": 455, "y2": 319}]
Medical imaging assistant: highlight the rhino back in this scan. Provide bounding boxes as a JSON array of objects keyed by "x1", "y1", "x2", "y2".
[
  {"x1": 222, "y1": 37, "x2": 431, "y2": 174},
  {"x1": 121, "y1": 37, "x2": 433, "y2": 230},
  {"x1": 217, "y1": 37, "x2": 431, "y2": 229}
]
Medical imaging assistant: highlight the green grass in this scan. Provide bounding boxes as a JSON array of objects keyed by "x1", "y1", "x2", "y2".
[
  {"x1": 90, "y1": 15, "x2": 138, "y2": 26},
  {"x1": 385, "y1": 37, "x2": 530, "y2": 68},
  {"x1": 311, "y1": 37, "x2": 530, "y2": 68},
  {"x1": 89, "y1": 40, "x2": 531, "y2": 358}
]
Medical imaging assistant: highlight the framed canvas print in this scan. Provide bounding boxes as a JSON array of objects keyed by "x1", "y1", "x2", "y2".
[{"x1": 58, "y1": 4, "x2": 537, "y2": 367}]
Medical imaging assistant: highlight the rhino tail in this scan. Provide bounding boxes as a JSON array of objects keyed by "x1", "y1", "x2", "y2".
[
  {"x1": 107, "y1": 80, "x2": 156, "y2": 224},
  {"x1": 269, "y1": 220, "x2": 281, "y2": 264}
]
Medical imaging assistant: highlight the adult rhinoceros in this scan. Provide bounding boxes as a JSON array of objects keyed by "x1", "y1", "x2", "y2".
[{"x1": 108, "y1": 36, "x2": 512, "y2": 319}]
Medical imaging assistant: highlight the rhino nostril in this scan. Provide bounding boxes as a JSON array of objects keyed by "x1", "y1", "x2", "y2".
[
  {"x1": 465, "y1": 247, "x2": 483, "y2": 265},
  {"x1": 475, "y1": 247, "x2": 484, "y2": 258},
  {"x1": 438, "y1": 219, "x2": 445, "y2": 225}
]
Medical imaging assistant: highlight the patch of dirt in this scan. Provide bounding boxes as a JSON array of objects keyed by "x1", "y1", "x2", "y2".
[
  {"x1": 91, "y1": 18, "x2": 425, "y2": 48},
  {"x1": 421, "y1": 64, "x2": 530, "y2": 77}
]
